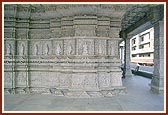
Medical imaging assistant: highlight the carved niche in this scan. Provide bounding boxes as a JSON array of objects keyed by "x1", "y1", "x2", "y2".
[
  {"x1": 53, "y1": 40, "x2": 63, "y2": 55},
  {"x1": 108, "y1": 40, "x2": 118, "y2": 56},
  {"x1": 4, "y1": 72, "x2": 13, "y2": 88},
  {"x1": 42, "y1": 41, "x2": 52, "y2": 56},
  {"x1": 18, "y1": 41, "x2": 26, "y2": 56},
  {"x1": 5, "y1": 41, "x2": 14, "y2": 56},
  {"x1": 64, "y1": 39, "x2": 75, "y2": 55},
  {"x1": 77, "y1": 39, "x2": 94, "y2": 56},
  {"x1": 95, "y1": 39, "x2": 106, "y2": 55}
]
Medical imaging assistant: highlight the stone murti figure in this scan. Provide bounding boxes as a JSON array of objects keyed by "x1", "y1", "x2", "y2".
[
  {"x1": 34, "y1": 44, "x2": 38, "y2": 55},
  {"x1": 110, "y1": 42, "x2": 115, "y2": 56},
  {"x1": 98, "y1": 43, "x2": 102, "y2": 55},
  {"x1": 6, "y1": 43, "x2": 12, "y2": 55},
  {"x1": 82, "y1": 42, "x2": 88, "y2": 55},
  {"x1": 19, "y1": 44, "x2": 25, "y2": 55},
  {"x1": 67, "y1": 44, "x2": 73, "y2": 55},
  {"x1": 56, "y1": 43, "x2": 61, "y2": 55},
  {"x1": 44, "y1": 44, "x2": 49, "y2": 55}
]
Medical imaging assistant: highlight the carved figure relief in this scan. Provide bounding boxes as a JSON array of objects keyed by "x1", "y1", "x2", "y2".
[
  {"x1": 6, "y1": 43, "x2": 12, "y2": 55},
  {"x1": 67, "y1": 44, "x2": 73, "y2": 55},
  {"x1": 82, "y1": 42, "x2": 88, "y2": 55},
  {"x1": 56, "y1": 43, "x2": 61, "y2": 55},
  {"x1": 34, "y1": 44, "x2": 39, "y2": 55},
  {"x1": 19, "y1": 43, "x2": 25, "y2": 55},
  {"x1": 98, "y1": 43, "x2": 102, "y2": 55},
  {"x1": 44, "y1": 44, "x2": 49, "y2": 55}
]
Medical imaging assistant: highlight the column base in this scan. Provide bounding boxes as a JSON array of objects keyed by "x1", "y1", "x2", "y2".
[
  {"x1": 125, "y1": 71, "x2": 132, "y2": 77},
  {"x1": 149, "y1": 84, "x2": 164, "y2": 94}
]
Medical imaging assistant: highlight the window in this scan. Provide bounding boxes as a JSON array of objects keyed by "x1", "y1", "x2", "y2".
[
  {"x1": 132, "y1": 47, "x2": 136, "y2": 51},
  {"x1": 139, "y1": 45, "x2": 144, "y2": 49},
  {"x1": 141, "y1": 37, "x2": 144, "y2": 42},
  {"x1": 132, "y1": 38, "x2": 136, "y2": 45}
]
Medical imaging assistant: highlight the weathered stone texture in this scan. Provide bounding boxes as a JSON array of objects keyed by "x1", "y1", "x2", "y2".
[{"x1": 4, "y1": 4, "x2": 126, "y2": 97}]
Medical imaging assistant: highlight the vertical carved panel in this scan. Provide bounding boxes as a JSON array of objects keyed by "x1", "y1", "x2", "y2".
[
  {"x1": 30, "y1": 41, "x2": 42, "y2": 55},
  {"x1": 42, "y1": 41, "x2": 52, "y2": 55},
  {"x1": 64, "y1": 39, "x2": 75, "y2": 55},
  {"x1": 77, "y1": 39, "x2": 94, "y2": 55},
  {"x1": 95, "y1": 39, "x2": 106, "y2": 55},
  {"x1": 98, "y1": 72, "x2": 111, "y2": 88},
  {"x1": 53, "y1": 40, "x2": 63, "y2": 55},
  {"x1": 108, "y1": 40, "x2": 118, "y2": 56},
  {"x1": 5, "y1": 41, "x2": 15, "y2": 56},
  {"x1": 4, "y1": 72, "x2": 13, "y2": 88},
  {"x1": 15, "y1": 72, "x2": 27, "y2": 87},
  {"x1": 17, "y1": 41, "x2": 27, "y2": 56}
]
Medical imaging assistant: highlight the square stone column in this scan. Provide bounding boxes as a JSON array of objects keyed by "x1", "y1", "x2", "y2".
[
  {"x1": 150, "y1": 21, "x2": 164, "y2": 94},
  {"x1": 124, "y1": 38, "x2": 132, "y2": 78}
]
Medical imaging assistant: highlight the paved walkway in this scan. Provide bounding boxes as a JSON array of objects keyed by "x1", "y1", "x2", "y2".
[{"x1": 3, "y1": 75, "x2": 164, "y2": 112}]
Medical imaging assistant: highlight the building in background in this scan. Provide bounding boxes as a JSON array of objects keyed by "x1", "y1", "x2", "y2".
[{"x1": 130, "y1": 27, "x2": 154, "y2": 66}]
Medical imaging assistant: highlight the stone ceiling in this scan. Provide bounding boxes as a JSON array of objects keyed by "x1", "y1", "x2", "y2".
[{"x1": 4, "y1": 4, "x2": 162, "y2": 31}]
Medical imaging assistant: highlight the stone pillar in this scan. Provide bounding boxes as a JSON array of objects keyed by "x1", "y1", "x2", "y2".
[
  {"x1": 150, "y1": 21, "x2": 164, "y2": 93},
  {"x1": 150, "y1": 5, "x2": 164, "y2": 94},
  {"x1": 124, "y1": 37, "x2": 133, "y2": 78},
  {"x1": 120, "y1": 31, "x2": 132, "y2": 78}
]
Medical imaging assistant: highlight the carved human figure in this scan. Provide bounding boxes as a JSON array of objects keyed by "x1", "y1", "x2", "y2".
[
  {"x1": 82, "y1": 42, "x2": 88, "y2": 55},
  {"x1": 20, "y1": 44, "x2": 25, "y2": 55},
  {"x1": 34, "y1": 44, "x2": 38, "y2": 55},
  {"x1": 67, "y1": 44, "x2": 73, "y2": 55},
  {"x1": 98, "y1": 43, "x2": 102, "y2": 55},
  {"x1": 6, "y1": 43, "x2": 12, "y2": 55},
  {"x1": 44, "y1": 44, "x2": 49, "y2": 55},
  {"x1": 110, "y1": 43, "x2": 115, "y2": 56},
  {"x1": 56, "y1": 43, "x2": 61, "y2": 55}
]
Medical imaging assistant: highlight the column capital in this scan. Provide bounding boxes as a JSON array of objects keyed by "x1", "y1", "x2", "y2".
[{"x1": 119, "y1": 30, "x2": 127, "y2": 39}]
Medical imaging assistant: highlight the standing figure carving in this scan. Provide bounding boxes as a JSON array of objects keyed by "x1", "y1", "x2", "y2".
[
  {"x1": 44, "y1": 44, "x2": 49, "y2": 55},
  {"x1": 109, "y1": 42, "x2": 115, "y2": 56},
  {"x1": 67, "y1": 44, "x2": 73, "y2": 55},
  {"x1": 20, "y1": 43, "x2": 25, "y2": 55},
  {"x1": 56, "y1": 43, "x2": 61, "y2": 55},
  {"x1": 34, "y1": 44, "x2": 38, "y2": 55},
  {"x1": 82, "y1": 42, "x2": 88, "y2": 55},
  {"x1": 6, "y1": 43, "x2": 12, "y2": 55},
  {"x1": 99, "y1": 43, "x2": 102, "y2": 55}
]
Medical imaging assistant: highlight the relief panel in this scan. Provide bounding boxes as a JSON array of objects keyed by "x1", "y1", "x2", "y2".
[
  {"x1": 15, "y1": 72, "x2": 27, "y2": 87},
  {"x1": 95, "y1": 39, "x2": 106, "y2": 55},
  {"x1": 53, "y1": 40, "x2": 63, "y2": 55},
  {"x1": 42, "y1": 41, "x2": 52, "y2": 55},
  {"x1": 98, "y1": 72, "x2": 111, "y2": 88},
  {"x1": 108, "y1": 40, "x2": 118, "y2": 56},
  {"x1": 17, "y1": 41, "x2": 27, "y2": 56},
  {"x1": 5, "y1": 40, "x2": 15, "y2": 56},
  {"x1": 58, "y1": 73, "x2": 72, "y2": 88},
  {"x1": 4, "y1": 72, "x2": 13, "y2": 88},
  {"x1": 64, "y1": 39, "x2": 75, "y2": 55},
  {"x1": 77, "y1": 39, "x2": 94, "y2": 55},
  {"x1": 30, "y1": 72, "x2": 42, "y2": 87}
]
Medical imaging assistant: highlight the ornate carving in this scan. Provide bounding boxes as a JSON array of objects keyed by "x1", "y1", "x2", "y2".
[
  {"x1": 82, "y1": 42, "x2": 88, "y2": 55},
  {"x1": 6, "y1": 43, "x2": 12, "y2": 55},
  {"x1": 56, "y1": 43, "x2": 62, "y2": 55},
  {"x1": 19, "y1": 43, "x2": 25, "y2": 55},
  {"x1": 34, "y1": 44, "x2": 39, "y2": 55}
]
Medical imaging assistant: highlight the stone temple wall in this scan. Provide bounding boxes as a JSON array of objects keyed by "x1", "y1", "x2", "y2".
[{"x1": 4, "y1": 4, "x2": 126, "y2": 97}]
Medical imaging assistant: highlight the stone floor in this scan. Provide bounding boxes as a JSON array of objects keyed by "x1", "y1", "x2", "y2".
[{"x1": 3, "y1": 75, "x2": 165, "y2": 112}]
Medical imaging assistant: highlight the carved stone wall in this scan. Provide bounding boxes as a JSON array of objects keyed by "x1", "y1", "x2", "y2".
[{"x1": 4, "y1": 4, "x2": 126, "y2": 97}]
